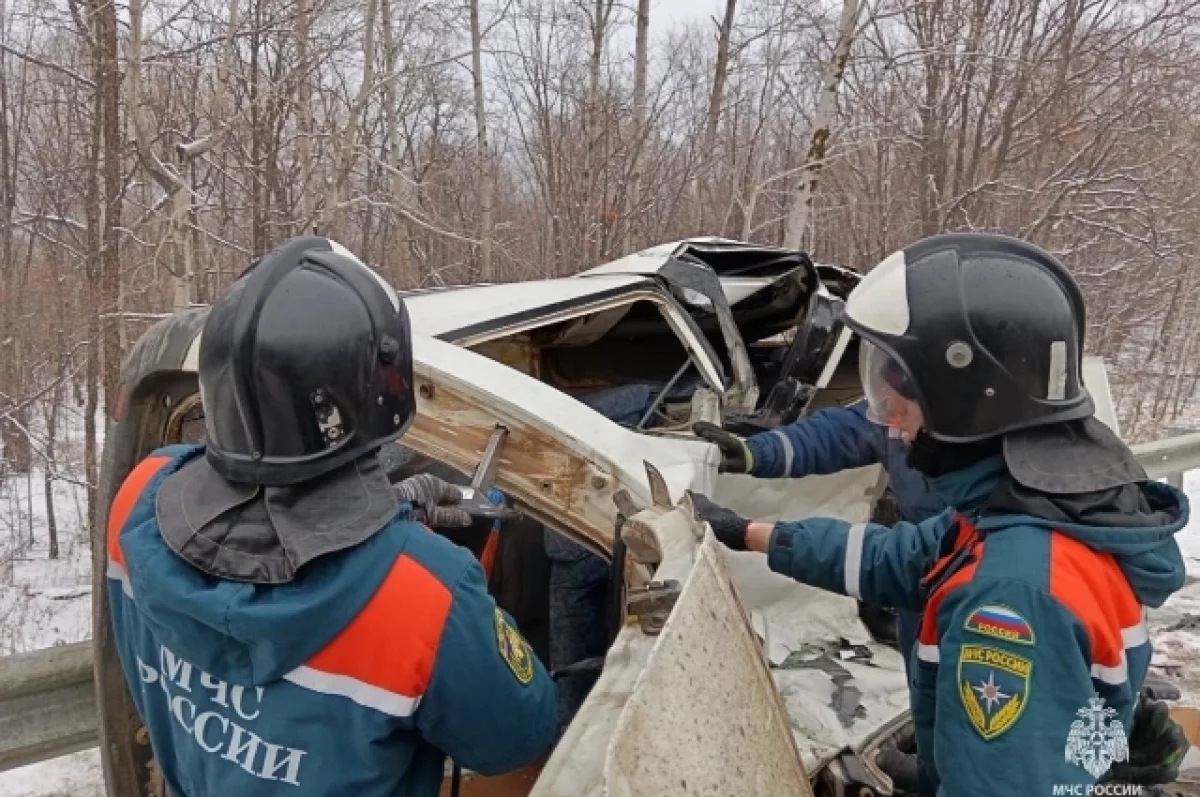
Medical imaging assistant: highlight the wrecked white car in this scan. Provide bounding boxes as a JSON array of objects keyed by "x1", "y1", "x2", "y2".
[{"x1": 92, "y1": 239, "x2": 946, "y2": 796}]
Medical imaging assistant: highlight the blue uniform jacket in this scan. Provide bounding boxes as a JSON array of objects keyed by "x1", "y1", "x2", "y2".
[
  {"x1": 766, "y1": 454, "x2": 1189, "y2": 795},
  {"x1": 745, "y1": 401, "x2": 946, "y2": 522},
  {"x1": 105, "y1": 445, "x2": 557, "y2": 797}
]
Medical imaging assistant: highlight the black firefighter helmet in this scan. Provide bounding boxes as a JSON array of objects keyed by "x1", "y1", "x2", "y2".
[
  {"x1": 199, "y1": 236, "x2": 415, "y2": 486},
  {"x1": 842, "y1": 232, "x2": 1094, "y2": 443}
]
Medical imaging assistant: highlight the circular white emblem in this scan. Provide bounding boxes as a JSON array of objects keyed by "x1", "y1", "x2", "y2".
[{"x1": 946, "y1": 341, "x2": 974, "y2": 369}]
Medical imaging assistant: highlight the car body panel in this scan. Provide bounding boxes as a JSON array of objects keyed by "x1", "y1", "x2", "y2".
[
  {"x1": 407, "y1": 335, "x2": 720, "y2": 555},
  {"x1": 579, "y1": 238, "x2": 804, "y2": 281},
  {"x1": 404, "y1": 274, "x2": 650, "y2": 341},
  {"x1": 532, "y1": 463, "x2": 906, "y2": 794},
  {"x1": 603, "y1": 530, "x2": 812, "y2": 796},
  {"x1": 532, "y1": 499, "x2": 813, "y2": 797}
]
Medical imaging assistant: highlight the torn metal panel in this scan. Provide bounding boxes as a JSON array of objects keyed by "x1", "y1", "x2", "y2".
[
  {"x1": 603, "y1": 531, "x2": 812, "y2": 797},
  {"x1": 713, "y1": 466, "x2": 912, "y2": 774},
  {"x1": 529, "y1": 630, "x2": 660, "y2": 797},
  {"x1": 711, "y1": 464, "x2": 881, "y2": 525},
  {"x1": 659, "y1": 258, "x2": 759, "y2": 413}
]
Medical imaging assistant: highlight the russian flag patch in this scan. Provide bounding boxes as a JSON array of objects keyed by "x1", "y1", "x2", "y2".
[{"x1": 964, "y1": 604, "x2": 1035, "y2": 646}]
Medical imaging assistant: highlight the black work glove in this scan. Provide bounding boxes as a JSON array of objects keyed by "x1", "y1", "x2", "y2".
[
  {"x1": 686, "y1": 491, "x2": 750, "y2": 551},
  {"x1": 394, "y1": 473, "x2": 472, "y2": 528},
  {"x1": 693, "y1": 422, "x2": 753, "y2": 474},
  {"x1": 1107, "y1": 695, "x2": 1190, "y2": 785}
]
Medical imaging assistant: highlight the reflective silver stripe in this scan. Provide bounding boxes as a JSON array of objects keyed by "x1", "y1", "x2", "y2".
[
  {"x1": 844, "y1": 523, "x2": 866, "y2": 599},
  {"x1": 1091, "y1": 656, "x2": 1128, "y2": 686},
  {"x1": 1121, "y1": 622, "x2": 1149, "y2": 649},
  {"x1": 917, "y1": 643, "x2": 940, "y2": 663},
  {"x1": 106, "y1": 560, "x2": 132, "y2": 598},
  {"x1": 283, "y1": 665, "x2": 421, "y2": 717},
  {"x1": 772, "y1": 429, "x2": 795, "y2": 476}
]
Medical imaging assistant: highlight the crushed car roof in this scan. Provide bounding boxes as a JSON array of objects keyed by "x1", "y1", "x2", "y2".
[
  {"x1": 402, "y1": 238, "x2": 820, "y2": 341},
  {"x1": 403, "y1": 274, "x2": 650, "y2": 340}
]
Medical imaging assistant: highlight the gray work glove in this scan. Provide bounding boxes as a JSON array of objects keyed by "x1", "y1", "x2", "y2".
[
  {"x1": 1106, "y1": 694, "x2": 1190, "y2": 786},
  {"x1": 394, "y1": 473, "x2": 472, "y2": 528},
  {"x1": 686, "y1": 491, "x2": 750, "y2": 551},
  {"x1": 693, "y1": 422, "x2": 753, "y2": 474}
]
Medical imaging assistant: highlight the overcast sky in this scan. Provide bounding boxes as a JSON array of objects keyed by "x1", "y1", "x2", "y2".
[{"x1": 651, "y1": 0, "x2": 723, "y2": 29}]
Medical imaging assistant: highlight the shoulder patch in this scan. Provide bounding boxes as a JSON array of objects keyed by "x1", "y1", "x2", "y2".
[
  {"x1": 494, "y1": 608, "x2": 534, "y2": 686},
  {"x1": 964, "y1": 604, "x2": 1035, "y2": 645},
  {"x1": 958, "y1": 643, "x2": 1031, "y2": 740}
]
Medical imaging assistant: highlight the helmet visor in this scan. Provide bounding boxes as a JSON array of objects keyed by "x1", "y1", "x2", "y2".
[{"x1": 859, "y1": 340, "x2": 924, "y2": 435}]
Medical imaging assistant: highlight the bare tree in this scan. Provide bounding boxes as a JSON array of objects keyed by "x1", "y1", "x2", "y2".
[
  {"x1": 782, "y1": 0, "x2": 860, "y2": 250},
  {"x1": 469, "y1": 0, "x2": 495, "y2": 280},
  {"x1": 0, "y1": 0, "x2": 1197, "y2": 561}
]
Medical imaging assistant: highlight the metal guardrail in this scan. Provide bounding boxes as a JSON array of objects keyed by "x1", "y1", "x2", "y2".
[
  {"x1": 0, "y1": 641, "x2": 95, "y2": 772},
  {"x1": 0, "y1": 435, "x2": 1196, "y2": 776},
  {"x1": 1131, "y1": 431, "x2": 1200, "y2": 487}
]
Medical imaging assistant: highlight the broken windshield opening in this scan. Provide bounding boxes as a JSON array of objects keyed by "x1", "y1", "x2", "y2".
[{"x1": 468, "y1": 298, "x2": 723, "y2": 433}]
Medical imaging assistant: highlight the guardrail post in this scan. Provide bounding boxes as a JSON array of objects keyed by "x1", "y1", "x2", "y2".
[{"x1": 1164, "y1": 427, "x2": 1192, "y2": 490}]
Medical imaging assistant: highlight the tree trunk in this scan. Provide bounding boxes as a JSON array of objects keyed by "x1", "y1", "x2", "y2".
[
  {"x1": 703, "y1": 0, "x2": 737, "y2": 157},
  {"x1": 94, "y1": 0, "x2": 121, "y2": 406},
  {"x1": 379, "y1": 0, "x2": 410, "y2": 282},
  {"x1": 249, "y1": 0, "x2": 265, "y2": 250},
  {"x1": 171, "y1": 149, "x2": 194, "y2": 311},
  {"x1": 83, "y1": 0, "x2": 103, "y2": 533},
  {"x1": 782, "y1": 0, "x2": 860, "y2": 251},
  {"x1": 0, "y1": 9, "x2": 31, "y2": 474},
  {"x1": 469, "y1": 0, "x2": 494, "y2": 281},
  {"x1": 326, "y1": 0, "x2": 379, "y2": 237},
  {"x1": 580, "y1": 0, "x2": 613, "y2": 263},
  {"x1": 626, "y1": 0, "x2": 650, "y2": 250},
  {"x1": 127, "y1": 0, "x2": 192, "y2": 307},
  {"x1": 741, "y1": 7, "x2": 786, "y2": 242},
  {"x1": 698, "y1": 0, "x2": 737, "y2": 231},
  {"x1": 44, "y1": 381, "x2": 60, "y2": 560},
  {"x1": 294, "y1": 0, "x2": 314, "y2": 235}
]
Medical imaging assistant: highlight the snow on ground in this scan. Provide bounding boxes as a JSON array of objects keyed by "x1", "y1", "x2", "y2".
[
  {"x1": 0, "y1": 751, "x2": 104, "y2": 797},
  {"x1": 1148, "y1": 469, "x2": 1200, "y2": 704},
  {"x1": 0, "y1": 462, "x2": 94, "y2": 656},
  {"x1": 0, "y1": 407, "x2": 104, "y2": 796}
]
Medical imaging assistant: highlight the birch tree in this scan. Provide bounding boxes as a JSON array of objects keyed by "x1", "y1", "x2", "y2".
[
  {"x1": 782, "y1": 0, "x2": 860, "y2": 250},
  {"x1": 469, "y1": 0, "x2": 494, "y2": 280}
]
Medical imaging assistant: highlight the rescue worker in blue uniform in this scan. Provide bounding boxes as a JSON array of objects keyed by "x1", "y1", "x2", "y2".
[
  {"x1": 104, "y1": 237, "x2": 557, "y2": 796},
  {"x1": 689, "y1": 233, "x2": 1190, "y2": 796}
]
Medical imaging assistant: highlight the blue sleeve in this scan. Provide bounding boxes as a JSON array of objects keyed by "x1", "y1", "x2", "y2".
[
  {"x1": 765, "y1": 510, "x2": 954, "y2": 611},
  {"x1": 933, "y1": 579, "x2": 1100, "y2": 795},
  {"x1": 745, "y1": 402, "x2": 885, "y2": 479},
  {"x1": 416, "y1": 559, "x2": 557, "y2": 775}
]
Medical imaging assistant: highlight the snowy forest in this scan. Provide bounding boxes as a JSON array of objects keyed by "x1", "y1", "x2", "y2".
[{"x1": 0, "y1": 0, "x2": 1199, "y2": 568}]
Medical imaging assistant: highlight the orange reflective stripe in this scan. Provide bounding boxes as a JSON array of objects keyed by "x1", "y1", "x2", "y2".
[
  {"x1": 1048, "y1": 532, "x2": 1141, "y2": 669},
  {"x1": 480, "y1": 529, "x2": 500, "y2": 579},
  {"x1": 919, "y1": 515, "x2": 975, "y2": 591},
  {"x1": 919, "y1": 541, "x2": 983, "y2": 647},
  {"x1": 917, "y1": 515, "x2": 981, "y2": 648},
  {"x1": 306, "y1": 553, "x2": 452, "y2": 699},
  {"x1": 106, "y1": 455, "x2": 172, "y2": 568}
]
